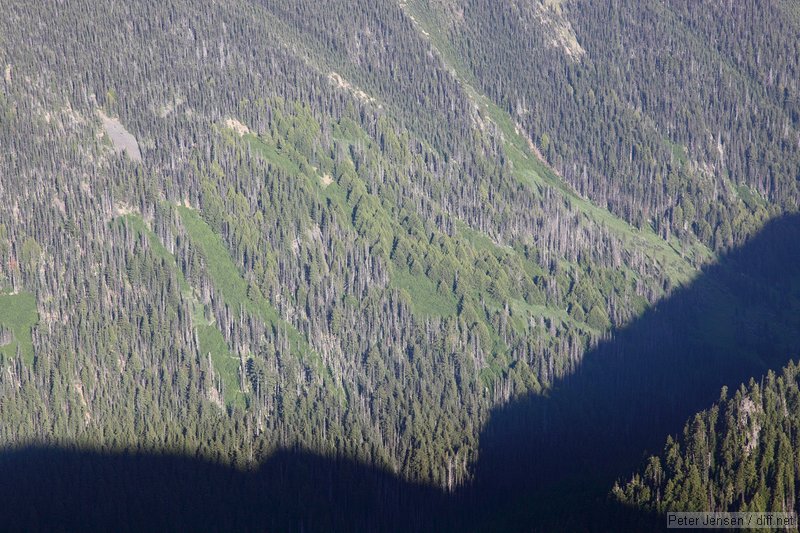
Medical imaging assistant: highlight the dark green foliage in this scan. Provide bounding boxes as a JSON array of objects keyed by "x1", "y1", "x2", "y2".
[
  {"x1": 0, "y1": 292, "x2": 37, "y2": 365},
  {"x1": 615, "y1": 362, "x2": 800, "y2": 514},
  {"x1": 410, "y1": 0, "x2": 799, "y2": 250},
  {"x1": 0, "y1": 0, "x2": 797, "y2": 524}
]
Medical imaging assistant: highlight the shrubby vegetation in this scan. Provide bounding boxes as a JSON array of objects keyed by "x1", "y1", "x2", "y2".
[
  {"x1": 410, "y1": 0, "x2": 799, "y2": 249},
  {"x1": 0, "y1": 0, "x2": 796, "y2": 517}
]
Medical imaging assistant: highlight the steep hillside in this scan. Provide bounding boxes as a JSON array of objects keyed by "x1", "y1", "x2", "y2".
[
  {"x1": 405, "y1": 0, "x2": 800, "y2": 249},
  {"x1": 0, "y1": 0, "x2": 707, "y2": 487},
  {"x1": 0, "y1": 0, "x2": 797, "y2": 528},
  {"x1": 615, "y1": 361, "x2": 800, "y2": 515}
]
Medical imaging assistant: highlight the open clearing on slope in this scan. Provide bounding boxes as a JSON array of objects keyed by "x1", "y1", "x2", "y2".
[
  {"x1": 117, "y1": 214, "x2": 245, "y2": 409},
  {"x1": 0, "y1": 291, "x2": 38, "y2": 365},
  {"x1": 177, "y1": 206, "x2": 341, "y2": 399},
  {"x1": 224, "y1": 118, "x2": 251, "y2": 136},
  {"x1": 391, "y1": 268, "x2": 458, "y2": 317},
  {"x1": 97, "y1": 110, "x2": 142, "y2": 161}
]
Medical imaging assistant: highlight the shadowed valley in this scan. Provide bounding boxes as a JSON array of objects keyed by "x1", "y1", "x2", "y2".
[{"x1": 3, "y1": 215, "x2": 799, "y2": 532}]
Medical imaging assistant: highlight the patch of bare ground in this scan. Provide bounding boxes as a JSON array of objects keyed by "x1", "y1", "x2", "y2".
[
  {"x1": 113, "y1": 202, "x2": 136, "y2": 217},
  {"x1": 224, "y1": 118, "x2": 250, "y2": 136},
  {"x1": 51, "y1": 196, "x2": 66, "y2": 216},
  {"x1": 536, "y1": 0, "x2": 585, "y2": 60},
  {"x1": 328, "y1": 72, "x2": 378, "y2": 106},
  {"x1": 97, "y1": 109, "x2": 142, "y2": 162}
]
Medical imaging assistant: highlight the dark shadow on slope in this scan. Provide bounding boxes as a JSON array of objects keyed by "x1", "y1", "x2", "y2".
[
  {"x1": 468, "y1": 213, "x2": 800, "y2": 531},
  {"x1": 0, "y1": 447, "x2": 453, "y2": 533},
  {"x1": 1, "y1": 215, "x2": 799, "y2": 532}
]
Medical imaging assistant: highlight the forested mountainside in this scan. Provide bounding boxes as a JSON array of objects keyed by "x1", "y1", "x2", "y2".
[
  {"x1": 615, "y1": 360, "x2": 800, "y2": 516},
  {"x1": 0, "y1": 0, "x2": 798, "y2": 530},
  {"x1": 408, "y1": 0, "x2": 800, "y2": 247}
]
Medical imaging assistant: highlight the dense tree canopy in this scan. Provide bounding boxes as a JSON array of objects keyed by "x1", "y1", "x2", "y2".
[{"x1": 0, "y1": 1, "x2": 797, "y2": 529}]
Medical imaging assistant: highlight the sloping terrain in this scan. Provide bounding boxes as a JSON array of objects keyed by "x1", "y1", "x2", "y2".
[
  {"x1": 0, "y1": 0, "x2": 798, "y2": 529},
  {"x1": 616, "y1": 359, "x2": 800, "y2": 517},
  {"x1": 0, "y1": 291, "x2": 37, "y2": 365},
  {"x1": 404, "y1": 0, "x2": 799, "y2": 249}
]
